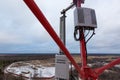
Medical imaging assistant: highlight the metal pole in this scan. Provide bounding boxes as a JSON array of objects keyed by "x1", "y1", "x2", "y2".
[
  {"x1": 59, "y1": 13, "x2": 66, "y2": 55},
  {"x1": 95, "y1": 58, "x2": 120, "y2": 76},
  {"x1": 59, "y1": 3, "x2": 74, "y2": 55},
  {"x1": 61, "y1": 3, "x2": 74, "y2": 14},
  {"x1": 75, "y1": 0, "x2": 88, "y2": 79},
  {"x1": 58, "y1": 13, "x2": 67, "y2": 80},
  {"x1": 79, "y1": 29, "x2": 88, "y2": 79},
  {"x1": 59, "y1": 3, "x2": 74, "y2": 80},
  {"x1": 80, "y1": 29, "x2": 87, "y2": 67}
]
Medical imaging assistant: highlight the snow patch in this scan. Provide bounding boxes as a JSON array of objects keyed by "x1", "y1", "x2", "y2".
[{"x1": 4, "y1": 62, "x2": 55, "y2": 79}]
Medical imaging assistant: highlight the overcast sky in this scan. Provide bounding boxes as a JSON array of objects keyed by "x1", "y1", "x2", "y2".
[{"x1": 0, "y1": 0, "x2": 120, "y2": 54}]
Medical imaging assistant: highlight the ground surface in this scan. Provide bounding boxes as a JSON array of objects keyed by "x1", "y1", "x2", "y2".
[{"x1": 0, "y1": 54, "x2": 120, "y2": 80}]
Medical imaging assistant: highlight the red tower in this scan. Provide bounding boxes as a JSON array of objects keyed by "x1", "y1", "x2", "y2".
[{"x1": 23, "y1": 0, "x2": 120, "y2": 80}]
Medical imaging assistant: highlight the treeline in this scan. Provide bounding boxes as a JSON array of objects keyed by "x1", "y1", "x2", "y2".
[{"x1": 0, "y1": 54, "x2": 55, "y2": 61}]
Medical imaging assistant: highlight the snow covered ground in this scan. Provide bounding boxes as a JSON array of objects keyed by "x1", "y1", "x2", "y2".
[
  {"x1": 4, "y1": 61, "x2": 120, "y2": 80},
  {"x1": 4, "y1": 62, "x2": 55, "y2": 80}
]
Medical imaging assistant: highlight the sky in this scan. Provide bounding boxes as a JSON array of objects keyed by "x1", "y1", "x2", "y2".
[{"x1": 0, "y1": 0, "x2": 120, "y2": 54}]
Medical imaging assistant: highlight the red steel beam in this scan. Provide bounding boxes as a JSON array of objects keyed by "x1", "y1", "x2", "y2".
[
  {"x1": 23, "y1": 0, "x2": 82, "y2": 76},
  {"x1": 79, "y1": 29, "x2": 88, "y2": 79},
  {"x1": 80, "y1": 29, "x2": 87, "y2": 68},
  {"x1": 95, "y1": 58, "x2": 120, "y2": 76},
  {"x1": 76, "y1": 0, "x2": 88, "y2": 79}
]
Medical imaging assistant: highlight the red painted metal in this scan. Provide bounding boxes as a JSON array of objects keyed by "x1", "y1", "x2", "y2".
[
  {"x1": 73, "y1": 0, "x2": 84, "y2": 5},
  {"x1": 79, "y1": 29, "x2": 88, "y2": 79},
  {"x1": 23, "y1": 0, "x2": 120, "y2": 80},
  {"x1": 23, "y1": 0, "x2": 82, "y2": 76},
  {"x1": 74, "y1": 0, "x2": 81, "y2": 7},
  {"x1": 75, "y1": 0, "x2": 120, "y2": 79},
  {"x1": 95, "y1": 58, "x2": 120, "y2": 76},
  {"x1": 76, "y1": 0, "x2": 89, "y2": 79}
]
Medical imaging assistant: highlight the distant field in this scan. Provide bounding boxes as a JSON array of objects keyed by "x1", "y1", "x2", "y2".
[
  {"x1": 0, "y1": 53, "x2": 120, "y2": 61},
  {"x1": 0, "y1": 54, "x2": 55, "y2": 61},
  {"x1": 0, "y1": 54, "x2": 120, "y2": 80}
]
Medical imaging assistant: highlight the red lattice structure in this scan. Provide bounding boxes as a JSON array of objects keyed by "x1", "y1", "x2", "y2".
[{"x1": 23, "y1": 0, "x2": 120, "y2": 80}]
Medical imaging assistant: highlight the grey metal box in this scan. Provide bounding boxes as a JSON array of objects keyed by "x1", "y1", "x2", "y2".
[{"x1": 74, "y1": 7, "x2": 97, "y2": 29}]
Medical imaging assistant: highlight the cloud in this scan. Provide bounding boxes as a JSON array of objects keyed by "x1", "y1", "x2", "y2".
[
  {"x1": 0, "y1": 31, "x2": 29, "y2": 44},
  {"x1": 81, "y1": 0, "x2": 120, "y2": 53},
  {"x1": 0, "y1": 0, "x2": 120, "y2": 53}
]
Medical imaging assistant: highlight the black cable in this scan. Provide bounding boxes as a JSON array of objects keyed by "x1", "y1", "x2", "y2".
[
  {"x1": 74, "y1": 27, "x2": 81, "y2": 41},
  {"x1": 86, "y1": 30, "x2": 95, "y2": 43},
  {"x1": 85, "y1": 30, "x2": 90, "y2": 38}
]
